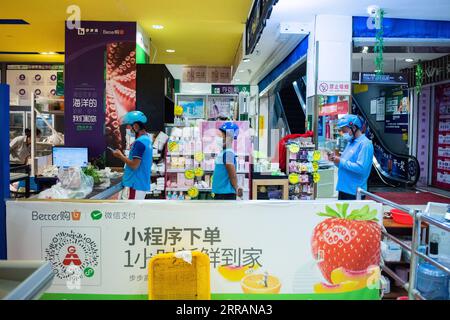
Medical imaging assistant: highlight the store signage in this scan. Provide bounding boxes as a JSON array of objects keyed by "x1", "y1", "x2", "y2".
[
  {"x1": 319, "y1": 101, "x2": 349, "y2": 116},
  {"x1": 352, "y1": 72, "x2": 408, "y2": 85},
  {"x1": 65, "y1": 21, "x2": 137, "y2": 158},
  {"x1": 416, "y1": 87, "x2": 431, "y2": 186},
  {"x1": 7, "y1": 200, "x2": 382, "y2": 300},
  {"x1": 211, "y1": 85, "x2": 250, "y2": 95},
  {"x1": 403, "y1": 54, "x2": 450, "y2": 87},
  {"x1": 182, "y1": 66, "x2": 232, "y2": 84},
  {"x1": 317, "y1": 81, "x2": 350, "y2": 96},
  {"x1": 246, "y1": 0, "x2": 278, "y2": 55}
]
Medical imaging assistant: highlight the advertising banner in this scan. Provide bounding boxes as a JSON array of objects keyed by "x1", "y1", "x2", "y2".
[
  {"x1": 7, "y1": 200, "x2": 382, "y2": 300},
  {"x1": 432, "y1": 83, "x2": 450, "y2": 189},
  {"x1": 65, "y1": 21, "x2": 137, "y2": 158},
  {"x1": 7, "y1": 65, "x2": 63, "y2": 106},
  {"x1": 318, "y1": 100, "x2": 349, "y2": 116},
  {"x1": 384, "y1": 93, "x2": 409, "y2": 134}
]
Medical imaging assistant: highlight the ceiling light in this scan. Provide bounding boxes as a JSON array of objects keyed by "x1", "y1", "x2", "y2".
[
  {"x1": 40, "y1": 52, "x2": 57, "y2": 55},
  {"x1": 152, "y1": 25, "x2": 164, "y2": 30},
  {"x1": 166, "y1": 49, "x2": 175, "y2": 53},
  {"x1": 238, "y1": 70, "x2": 245, "y2": 73},
  {"x1": 405, "y1": 58, "x2": 414, "y2": 63},
  {"x1": 367, "y1": 5, "x2": 380, "y2": 15},
  {"x1": 243, "y1": 58, "x2": 251, "y2": 62}
]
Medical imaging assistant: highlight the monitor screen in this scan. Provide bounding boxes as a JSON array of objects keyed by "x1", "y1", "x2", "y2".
[{"x1": 52, "y1": 147, "x2": 88, "y2": 168}]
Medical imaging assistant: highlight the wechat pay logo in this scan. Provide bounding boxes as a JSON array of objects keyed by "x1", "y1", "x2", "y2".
[{"x1": 90, "y1": 210, "x2": 103, "y2": 221}]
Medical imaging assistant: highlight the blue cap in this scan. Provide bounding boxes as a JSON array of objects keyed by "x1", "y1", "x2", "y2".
[
  {"x1": 337, "y1": 114, "x2": 363, "y2": 130},
  {"x1": 219, "y1": 122, "x2": 239, "y2": 139},
  {"x1": 122, "y1": 111, "x2": 147, "y2": 125}
]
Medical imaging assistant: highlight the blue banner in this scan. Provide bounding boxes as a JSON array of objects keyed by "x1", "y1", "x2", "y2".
[{"x1": 353, "y1": 16, "x2": 450, "y2": 39}]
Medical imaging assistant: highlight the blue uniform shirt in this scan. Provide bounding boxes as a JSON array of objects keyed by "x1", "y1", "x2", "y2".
[
  {"x1": 336, "y1": 135, "x2": 374, "y2": 195},
  {"x1": 212, "y1": 149, "x2": 237, "y2": 195},
  {"x1": 122, "y1": 134, "x2": 152, "y2": 192}
]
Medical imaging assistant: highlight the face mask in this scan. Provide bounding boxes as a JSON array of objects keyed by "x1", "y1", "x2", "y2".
[
  {"x1": 126, "y1": 129, "x2": 135, "y2": 138},
  {"x1": 342, "y1": 132, "x2": 353, "y2": 142}
]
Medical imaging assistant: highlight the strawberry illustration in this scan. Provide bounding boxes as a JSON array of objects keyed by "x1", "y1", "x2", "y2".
[{"x1": 311, "y1": 204, "x2": 381, "y2": 283}]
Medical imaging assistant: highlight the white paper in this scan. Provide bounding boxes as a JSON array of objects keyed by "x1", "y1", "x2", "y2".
[
  {"x1": 376, "y1": 97, "x2": 385, "y2": 121},
  {"x1": 370, "y1": 99, "x2": 377, "y2": 115}
]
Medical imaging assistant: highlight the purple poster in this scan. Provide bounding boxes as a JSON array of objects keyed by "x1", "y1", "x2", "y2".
[{"x1": 65, "y1": 21, "x2": 137, "y2": 159}]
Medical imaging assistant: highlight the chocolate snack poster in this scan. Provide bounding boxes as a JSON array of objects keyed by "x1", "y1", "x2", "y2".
[{"x1": 65, "y1": 21, "x2": 137, "y2": 159}]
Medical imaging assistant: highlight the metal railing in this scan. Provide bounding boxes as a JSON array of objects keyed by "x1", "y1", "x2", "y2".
[{"x1": 357, "y1": 187, "x2": 450, "y2": 300}]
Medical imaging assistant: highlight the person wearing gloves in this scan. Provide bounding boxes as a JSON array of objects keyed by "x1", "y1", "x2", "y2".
[
  {"x1": 329, "y1": 114, "x2": 373, "y2": 200},
  {"x1": 212, "y1": 122, "x2": 243, "y2": 200},
  {"x1": 112, "y1": 111, "x2": 152, "y2": 200}
]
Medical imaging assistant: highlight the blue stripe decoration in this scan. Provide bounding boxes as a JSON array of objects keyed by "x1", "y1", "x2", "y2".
[
  {"x1": 0, "y1": 19, "x2": 29, "y2": 25},
  {"x1": 353, "y1": 16, "x2": 450, "y2": 39},
  {"x1": 258, "y1": 35, "x2": 309, "y2": 93},
  {"x1": 0, "y1": 85, "x2": 10, "y2": 259}
]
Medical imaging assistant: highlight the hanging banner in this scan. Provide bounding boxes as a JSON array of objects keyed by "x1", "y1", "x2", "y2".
[
  {"x1": 319, "y1": 100, "x2": 349, "y2": 116},
  {"x1": 65, "y1": 21, "x2": 137, "y2": 158},
  {"x1": 432, "y1": 83, "x2": 450, "y2": 189},
  {"x1": 7, "y1": 200, "x2": 382, "y2": 300}
]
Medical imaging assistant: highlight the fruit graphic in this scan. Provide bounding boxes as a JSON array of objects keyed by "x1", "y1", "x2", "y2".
[
  {"x1": 218, "y1": 265, "x2": 259, "y2": 282},
  {"x1": 331, "y1": 265, "x2": 380, "y2": 289},
  {"x1": 314, "y1": 265, "x2": 381, "y2": 293},
  {"x1": 241, "y1": 273, "x2": 281, "y2": 294},
  {"x1": 311, "y1": 204, "x2": 381, "y2": 283},
  {"x1": 314, "y1": 281, "x2": 359, "y2": 294}
]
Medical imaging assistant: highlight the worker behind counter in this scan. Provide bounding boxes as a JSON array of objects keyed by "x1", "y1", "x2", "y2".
[
  {"x1": 212, "y1": 122, "x2": 243, "y2": 200},
  {"x1": 112, "y1": 111, "x2": 152, "y2": 200},
  {"x1": 329, "y1": 114, "x2": 373, "y2": 200},
  {"x1": 10, "y1": 128, "x2": 42, "y2": 165}
]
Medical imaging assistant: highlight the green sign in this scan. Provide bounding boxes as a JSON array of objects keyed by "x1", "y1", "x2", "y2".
[
  {"x1": 212, "y1": 85, "x2": 250, "y2": 95},
  {"x1": 56, "y1": 71, "x2": 64, "y2": 96}
]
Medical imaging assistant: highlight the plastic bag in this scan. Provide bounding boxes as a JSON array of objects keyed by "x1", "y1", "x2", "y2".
[
  {"x1": 38, "y1": 167, "x2": 94, "y2": 199},
  {"x1": 42, "y1": 131, "x2": 64, "y2": 145}
]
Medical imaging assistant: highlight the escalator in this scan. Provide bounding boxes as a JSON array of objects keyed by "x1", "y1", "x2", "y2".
[
  {"x1": 352, "y1": 96, "x2": 420, "y2": 187},
  {"x1": 277, "y1": 79, "x2": 306, "y2": 134}
]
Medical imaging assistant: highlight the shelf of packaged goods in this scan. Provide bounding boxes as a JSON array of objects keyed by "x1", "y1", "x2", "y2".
[
  {"x1": 167, "y1": 153, "x2": 195, "y2": 157},
  {"x1": 166, "y1": 188, "x2": 250, "y2": 192},
  {"x1": 202, "y1": 170, "x2": 249, "y2": 174}
]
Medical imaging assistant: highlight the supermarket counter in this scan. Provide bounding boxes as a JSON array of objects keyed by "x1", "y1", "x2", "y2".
[{"x1": 89, "y1": 177, "x2": 123, "y2": 200}]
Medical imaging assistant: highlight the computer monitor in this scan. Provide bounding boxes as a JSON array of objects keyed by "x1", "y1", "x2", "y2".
[{"x1": 52, "y1": 147, "x2": 88, "y2": 168}]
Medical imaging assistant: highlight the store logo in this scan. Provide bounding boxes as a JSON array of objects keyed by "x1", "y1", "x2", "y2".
[
  {"x1": 90, "y1": 210, "x2": 103, "y2": 221},
  {"x1": 77, "y1": 27, "x2": 85, "y2": 35},
  {"x1": 32, "y1": 210, "x2": 81, "y2": 221},
  {"x1": 66, "y1": 5, "x2": 81, "y2": 30},
  {"x1": 319, "y1": 82, "x2": 329, "y2": 93},
  {"x1": 44, "y1": 230, "x2": 99, "y2": 282}
]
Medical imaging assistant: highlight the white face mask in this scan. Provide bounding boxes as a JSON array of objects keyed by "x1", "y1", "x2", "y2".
[{"x1": 126, "y1": 128, "x2": 135, "y2": 138}]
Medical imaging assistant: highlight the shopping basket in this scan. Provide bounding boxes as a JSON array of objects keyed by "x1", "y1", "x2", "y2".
[{"x1": 148, "y1": 251, "x2": 211, "y2": 300}]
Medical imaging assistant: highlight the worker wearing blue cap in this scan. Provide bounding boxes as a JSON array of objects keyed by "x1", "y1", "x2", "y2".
[
  {"x1": 212, "y1": 122, "x2": 243, "y2": 200},
  {"x1": 112, "y1": 111, "x2": 152, "y2": 200},
  {"x1": 329, "y1": 114, "x2": 373, "y2": 200}
]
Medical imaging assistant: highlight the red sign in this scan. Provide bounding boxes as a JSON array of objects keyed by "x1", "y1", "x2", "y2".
[{"x1": 319, "y1": 101, "x2": 349, "y2": 116}]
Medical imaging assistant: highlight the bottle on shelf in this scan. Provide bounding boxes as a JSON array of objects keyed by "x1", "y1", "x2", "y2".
[{"x1": 416, "y1": 239, "x2": 449, "y2": 300}]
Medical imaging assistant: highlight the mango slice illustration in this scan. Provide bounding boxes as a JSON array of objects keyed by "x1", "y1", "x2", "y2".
[
  {"x1": 218, "y1": 265, "x2": 259, "y2": 282},
  {"x1": 331, "y1": 265, "x2": 380, "y2": 290},
  {"x1": 313, "y1": 281, "x2": 359, "y2": 294}
]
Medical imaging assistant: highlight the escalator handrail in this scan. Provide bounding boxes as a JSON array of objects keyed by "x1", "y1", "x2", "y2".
[
  {"x1": 352, "y1": 95, "x2": 420, "y2": 186},
  {"x1": 275, "y1": 92, "x2": 291, "y2": 135}
]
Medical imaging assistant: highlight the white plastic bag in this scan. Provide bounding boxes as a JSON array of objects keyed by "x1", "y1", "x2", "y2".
[{"x1": 38, "y1": 167, "x2": 94, "y2": 199}]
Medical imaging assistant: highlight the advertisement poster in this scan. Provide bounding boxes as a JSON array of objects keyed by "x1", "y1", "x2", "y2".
[
  {"x1": 7, "y1": 200, "x2": 382, "y2": 300},
  {"x1": 417, "y1": 87, "x2": 431, "y2": 186},
  {"x1": 207, "y1": 96, "x2": 238, "y2": 120},
  {"x1": 385, "y1": 91, "x2": 409, "y2": 134},
  {"x1": 176, "y1": 96, "x2": 205, "y2": 119},
  {"x1": 7, "y1": 65, "x2": 62, "y2": 106},
  {"x1": 65, "y1": 21, "x2": 137, "y2": 158},
  {"x1": 319, "y1": 100, "x2": 349, "y2": 116},
  {"x1": 376, "y1": 97, "x2": 385, "y2": 122},
  {"x1": 432, "y1": 83, "x2": 450, "y2": 189}
]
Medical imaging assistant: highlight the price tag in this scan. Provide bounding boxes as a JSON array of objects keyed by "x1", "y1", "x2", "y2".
[{"x1": 289, "y1": 173, "x2": 300, "y2": 185}]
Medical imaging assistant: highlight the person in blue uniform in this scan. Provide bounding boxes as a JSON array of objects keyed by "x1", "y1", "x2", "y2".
[
  {"x1": 329, "y1": 114, "x2": 373, "y2": 200},
  {"x1": 212, "y1": 122, "x2": 243, "y2": 200},
  {"x1": 112, "y1": 111, "x2": 152, "y2": 200}
]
